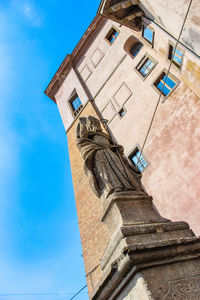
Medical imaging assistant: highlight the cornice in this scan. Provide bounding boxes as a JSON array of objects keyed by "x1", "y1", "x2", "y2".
[
  {"x1": 44, "y1": 15, "x2": 106, "y2": 103},
  {"x1": 97, "y1": 0, "x2": 144, "y2": 33}
]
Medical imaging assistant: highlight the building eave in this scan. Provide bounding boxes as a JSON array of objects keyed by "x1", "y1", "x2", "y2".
[
  {"x1": 97, "y1": 0, "x2": 105, "y2": 15},
  {"x1": 97, "y1": 0, "x2": 144, "y2": 32},
  {"x1": 44, "y1": 15, "x2": 105, "y2": 103}
]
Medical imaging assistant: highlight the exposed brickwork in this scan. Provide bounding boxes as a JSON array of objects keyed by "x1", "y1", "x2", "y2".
[{"x1": 67, "y1": 102, "x2": 110, "y2": 296}]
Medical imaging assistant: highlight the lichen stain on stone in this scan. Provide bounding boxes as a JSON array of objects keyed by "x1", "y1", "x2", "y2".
[
  {"x1": 191, "y1": 15, "x2": 200, "y2": 27},
  {"x1": 159, "y1": 48, "x2": 166, "y2": 56},
  {"x1": 192, "y1": 93, "x2": 200, "y2": 105},
  {"x1": 181, "y1": 60, "x2": 200, "y2": 98}
]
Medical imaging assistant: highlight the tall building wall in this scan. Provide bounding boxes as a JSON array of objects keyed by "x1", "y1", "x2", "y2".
[{"x1": 45, "y1": 11, "x2": 200, "y2": 297}]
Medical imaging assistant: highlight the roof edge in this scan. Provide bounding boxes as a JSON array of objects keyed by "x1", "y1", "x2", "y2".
[{"x1": 44, "y1": 15, "x2": 105, "y2": 103}]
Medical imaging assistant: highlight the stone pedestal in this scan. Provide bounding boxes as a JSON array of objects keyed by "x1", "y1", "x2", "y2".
[
  {"x1": 115, "y1": 260, "x2": 200, "y2": 300},
  {"x1": 91, "y1": 192, "x2": 200, "y2": 300}
]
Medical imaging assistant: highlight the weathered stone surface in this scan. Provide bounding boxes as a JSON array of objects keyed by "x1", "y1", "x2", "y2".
[
  {"x1": 76, "y1": 116, "x2": 146, "y2": 202},
  {"x1": 117, "y1": 273, "x2": 153, "y2": 300},
  {"x1": 101, "y1": 193, "x2": 168, "y2": 227},
  {"x1": 142, "y1": 259, "x2": 200, "y2": 300},
  {"x1": 164, "y1": 274, "x2": 200, "y2": 300},
  {"x1": 113, "y1": 259, "x2": 200, "y2": 300},
  {"x1": 100, "y1": 221, "x2": 195, "y2": 272},
  {"x1": 91, "y1": 238, "x2": 200, "y2": 299},
  {"x1": 98, "y1": 0, "x2": 144, "y2": 31}
]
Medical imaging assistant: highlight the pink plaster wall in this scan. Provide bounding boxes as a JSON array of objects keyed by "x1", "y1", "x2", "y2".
[{"x1": 142, "y1": 83, "x2": 200, "y2": 236}]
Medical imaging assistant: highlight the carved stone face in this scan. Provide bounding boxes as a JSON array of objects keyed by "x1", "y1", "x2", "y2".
[{"x1": 86, "y1": 116, "x2": 102, "y2": 132}]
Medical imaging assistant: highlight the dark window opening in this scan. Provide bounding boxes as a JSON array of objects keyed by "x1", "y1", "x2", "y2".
[
  {"x1": 106, "y1": 27, "x2": 119, "y2": 44},
  {"x1": 154, "y1": 72, "x2": 178, "y2": 97},
  {"x1": 130, "y1": 42, "x2": 143, "y2": 57},
  {"x1": 168, "y1": 44, "x2": 183, "y2": 68},
  {"x1": 119, "y1": 107, "x2": 126, "y2": 118}
]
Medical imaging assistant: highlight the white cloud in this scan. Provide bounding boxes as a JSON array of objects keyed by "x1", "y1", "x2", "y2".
[{"x1": 14, "y1": 0, "x2": 43, "y2": 27}]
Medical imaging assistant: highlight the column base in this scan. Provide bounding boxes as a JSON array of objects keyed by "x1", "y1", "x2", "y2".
[
  {"x1": 91, "y1": 235, "x2": 200, "y2": 300},
  {"x1": 91, "y1": 191, "x2": 200, "y2": 299}
]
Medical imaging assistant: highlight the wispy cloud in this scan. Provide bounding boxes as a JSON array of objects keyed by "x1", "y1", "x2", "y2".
[{"x1": 14, "y1": 0, "x2": 43, "y2": 27}]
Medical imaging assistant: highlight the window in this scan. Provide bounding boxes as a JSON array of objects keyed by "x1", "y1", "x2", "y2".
[
  {"x1": 136, "y1": 54, "x2": 157, "y2": 79},
  {"x1": 69, "y1": 93, "x2": 83, "y2": 117},
  {"x1": 130, "y1": 42, "x2": 143, "y2": 58},
  {"x1": 142, "y1": 26, "x2": 154, "y2": 46},
  {"x1": 124, "y1": 36, "x2": 143, "y2": 59},
  {"x1": 168, "y1": 44, "x2": 183, "y2": 68},
  {"x1": 129, "y1": 147, "x2": 148, "y2": 172},
  {"x1": 153, "y1": 70, "x2": 180, "y2": 98},
  {"x1": 105, "y1": 27, "x2": 119, "y2": 45},
  {"x1": 118, "y1": 107, "x2": 126, "y2": 118}
]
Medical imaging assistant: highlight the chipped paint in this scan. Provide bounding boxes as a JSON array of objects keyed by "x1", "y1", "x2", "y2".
[
  {"x1": 181, "y1": 59, "x2": 200, "y2": 98},
  {"x1": 159, "y1": 47, "x2": 167, "y2": 56},
  {"x1": 191, "y1": 15, "x2": 200, "y2": 27}
]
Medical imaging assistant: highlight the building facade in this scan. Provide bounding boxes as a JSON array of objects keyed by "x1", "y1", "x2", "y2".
[{"x1": 45, "y1": 2, "x2": 200, "y2": 298}]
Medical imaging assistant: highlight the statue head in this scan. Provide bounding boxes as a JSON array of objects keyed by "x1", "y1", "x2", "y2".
[
  {"x1": 86, "y1": 116, "x2": 102, "y2": 132},
  {"x1": 76, "y1": 116, "x2": 103, "y2": 138}
]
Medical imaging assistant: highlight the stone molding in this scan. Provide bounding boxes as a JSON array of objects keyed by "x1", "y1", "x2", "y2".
[
  {"x1": 91, "y1": 237, "x2": 200, "y2": 299},
  {"x1": 90, "y1": 47, "x2": 105, "y2": 68},
  {"x1": 80, "y1": 64, "x2": 92, "y2": 82}
]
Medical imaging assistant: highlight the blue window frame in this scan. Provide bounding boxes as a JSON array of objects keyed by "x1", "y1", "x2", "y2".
[
  {"x1": 130, "y1": 42, "x2": 143, "y2": 57},
  {"x1": 154, "y1": 72, "x2": 178, "y2": 97},
  {"x1": 70, "y1": 93, "x2": 83, "y2": 117},
  {"x1": 71, "y1": 96, "x2": 82, "y2": 111},
  {"x1": 138, "y1": 58, "x2": 155, "y2": 77},
  {"x1": 136, "y1": 54, "x2": 157, "y2": 79},
  {"x1": 106, "y1": 27, "x2": 119, "y2": 44},
  {"x1": 142, "y1": 26, "x2": 154, "y2": 45},
  {"x1": 130, "y1": 148, "x2": 147, "y2": 172},
  {"x1": 169, "y1": 45, "x2": 183, "y2": 67}
]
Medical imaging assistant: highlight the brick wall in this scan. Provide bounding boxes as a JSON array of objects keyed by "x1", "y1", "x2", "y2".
[{"x1": 67, "y1": 102, "x2": 110, "y2": 296}]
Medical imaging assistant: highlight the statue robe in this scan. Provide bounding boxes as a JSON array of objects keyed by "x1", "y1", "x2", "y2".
[{"x1": 77, "y1": 131, "x2": 143, "y2": 199}]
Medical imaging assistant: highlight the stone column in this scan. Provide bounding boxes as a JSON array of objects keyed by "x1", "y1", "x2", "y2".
[{"x1": 91, "y1": 191, "x2": 200, "y2": 300}]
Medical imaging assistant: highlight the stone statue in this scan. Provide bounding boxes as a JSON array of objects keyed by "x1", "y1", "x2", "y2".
[{"x1": 76, "y1": 116, "x2": 146, "y2": 200}]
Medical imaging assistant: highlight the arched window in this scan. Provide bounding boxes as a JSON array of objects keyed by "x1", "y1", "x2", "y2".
[
  {"x1": 124, "y1": 36, "x2": 143, "y2": 58},
  {"x1": 130, "y1": 42, "x2": 143, "y2": 57}
]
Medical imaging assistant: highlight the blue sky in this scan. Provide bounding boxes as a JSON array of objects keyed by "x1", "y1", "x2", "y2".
[{"x1": 0, "y1": 1, "x2": 100, "y2": 299}]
